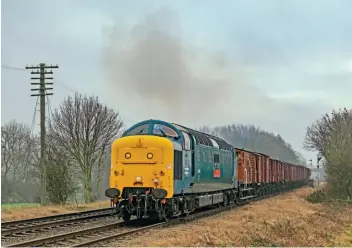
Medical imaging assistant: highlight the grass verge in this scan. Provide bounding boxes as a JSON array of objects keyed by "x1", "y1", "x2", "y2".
[
  {"x1": 1, "y1": 201, "x2": 110, "y2": 222},
  {"x1": 1, "y1": 203, "x2": 41, "y2": 210},
  {"x1": 111, "y1": 187, "x2": 352, "y2": 247}
]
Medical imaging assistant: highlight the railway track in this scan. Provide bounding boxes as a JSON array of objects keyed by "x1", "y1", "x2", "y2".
[
  {"x1": 1, "y1": 207, "x2": 116, "y2": 237},
  {"x1": 5, "y1": 201, "x2": 256, "y2": 247},
  {"x1": 2, "y1": 186, "x2": 306, "y2": 247},
  {"x1": 5, "y1": 188, "x2": 295, "y2": 247},
  {"x1": 6, "y1": 219, "x2": 162, "y2": 247}
]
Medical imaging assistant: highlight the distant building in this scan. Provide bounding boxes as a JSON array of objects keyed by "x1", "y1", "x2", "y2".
[{"x1": 310, "y1": 167, "x2": 326, "y2": 182}]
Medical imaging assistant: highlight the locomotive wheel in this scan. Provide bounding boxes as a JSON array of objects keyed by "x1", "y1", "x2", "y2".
[{"x1": 123, "y1": 212, "x2": 131, "y2": 221}]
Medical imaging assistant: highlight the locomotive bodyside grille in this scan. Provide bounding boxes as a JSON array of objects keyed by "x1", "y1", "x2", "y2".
[{"x1": 174, "y1": 150, "x2": 183, "y2": 180}]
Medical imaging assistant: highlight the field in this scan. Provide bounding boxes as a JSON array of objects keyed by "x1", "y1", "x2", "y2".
[
  {"x1": 1, "y1": 203, "x2": 41, "y2": 210},
  {"x1": 111, "y1": 187, "x2": 352, "y2": 247},
  {"x1": 1, "y1": 201, "x2": 110, "y2": 222}
]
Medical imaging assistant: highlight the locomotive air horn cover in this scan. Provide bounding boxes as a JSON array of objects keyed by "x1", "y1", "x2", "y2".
[
  {"x1": 105, "y1": 188, "x2": 120, "y2": 198},
  {"x1": 151, "y1": 188, "x2": 167, "y2": 199}
]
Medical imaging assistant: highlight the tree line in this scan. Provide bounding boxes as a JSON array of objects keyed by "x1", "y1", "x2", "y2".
[
  {"x1": 2, "y1": 91, "x2": 349, "y2": 205},
  {"x1": 198, "y1": 125, "x2": 306, "y2": 165}
]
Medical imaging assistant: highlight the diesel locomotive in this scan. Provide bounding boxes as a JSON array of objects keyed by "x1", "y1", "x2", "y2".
[{"x1": 105, "y1": 119, "x2": 311, "y2": 221}]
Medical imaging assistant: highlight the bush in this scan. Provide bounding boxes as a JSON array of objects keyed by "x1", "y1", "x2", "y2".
[
  {"x1": 306, "y1": 188, "x2": 326, "y2": 203},
  {"x1": 304, "y1": 108, "x2": 352, "y2": 201},
  {"x1": 306, "y1": 188, "x2": 352, "y2": 209}
]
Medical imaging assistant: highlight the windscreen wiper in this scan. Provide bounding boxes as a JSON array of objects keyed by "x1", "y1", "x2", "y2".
[{"x1": 158, "y1": 128, "x2": 167, "y2": 137}]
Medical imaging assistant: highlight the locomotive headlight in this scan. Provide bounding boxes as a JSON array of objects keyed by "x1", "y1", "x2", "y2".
[
  {"x1": 153, "y1": 178, "x2": 159, "y2": 183},
  {"x1": 136, "y1": 176, "x2": 142, "y2": 182},
  {"x1": 125, "y1": 152, "x2": 131, "y2": 159},
  {"x1": 147, "y1": 153, "x2": 153, "y2": 159}
]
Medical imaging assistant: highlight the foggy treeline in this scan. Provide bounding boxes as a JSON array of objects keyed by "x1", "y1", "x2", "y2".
[
  {"x1": 2, "y1": 93, "x2": 306, "y2": 205},
  {"x1": 199, "y1": 125, "x2": 306, "y2": 165}
]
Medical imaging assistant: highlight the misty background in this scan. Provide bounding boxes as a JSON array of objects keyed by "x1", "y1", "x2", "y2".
[{"x1": 1, "y1": 0, "x2": 352, "y2": 203}]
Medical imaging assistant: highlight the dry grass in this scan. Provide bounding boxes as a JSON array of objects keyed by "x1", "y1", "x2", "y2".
[
  {"x1": 1, "y1": 201, "x2": 111, "y2": 222},
  {"x1": 333, "y1": 224, "x2": 352, "y2": 246},
  {"x1": 117, "y1": 187, "x2": 352, "y2": 247}
]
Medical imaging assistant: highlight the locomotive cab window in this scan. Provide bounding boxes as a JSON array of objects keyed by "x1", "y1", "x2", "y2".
[
  {"x1": 182, "y1": 131, "x2": 191, "y2": 150},
  {"x1": 153, "y1": 124, "x2": 179, "y2": 139},
  {"x1": 124, "y1": 123, "x2": 149, "y2": 136}
]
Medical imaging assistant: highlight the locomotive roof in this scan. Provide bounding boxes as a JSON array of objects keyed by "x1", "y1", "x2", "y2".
[
  {"x1": 172, "y1": 123, "x2": 234, "y2": 151},
  {"x1": 123, "y1": 119, "x2": 233, "y2": 151},
  {"x1": 123, "y1": 119, "x2": 309, "y2": 168}
]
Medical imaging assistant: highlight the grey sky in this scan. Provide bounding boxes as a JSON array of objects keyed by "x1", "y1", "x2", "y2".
[{"x1": 2, "y1": 0, "x2": 352, "y2": 161}]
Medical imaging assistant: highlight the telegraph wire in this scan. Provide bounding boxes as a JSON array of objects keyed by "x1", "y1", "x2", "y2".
[
  {"x1": 24, "y1": 96, "x2": 40, "y2": 172},
  {"x1": 2, "y1": 64, "x2": 79, "y2": 94},
  {"x1": 1, "y1": 65, "x2": 26, "y2": 71},
  {"x1": 55, "y1": 79, "x2": 79, "y2": 94},
  {"x1": 30, "y1": 97, "x2": 40, "y2": 135},
  {"x1": 46, "y1": 94, "x2": 54, "y2": 123}
]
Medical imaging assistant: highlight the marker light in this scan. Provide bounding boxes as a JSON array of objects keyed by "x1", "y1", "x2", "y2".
[
  {"x1": 136, "y1": 176, "x2": 142, "y2": 182},
  {"x1": 147, "y1": 153, "x2": 153, "y2": 159},
  {"x1": 125, "y1": 152, "x2": 131, "y2": 159}
]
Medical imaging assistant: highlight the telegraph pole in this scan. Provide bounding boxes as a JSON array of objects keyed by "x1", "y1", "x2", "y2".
[{"x1": 26, "y1": 63, "x2": 59, "y2": 205}]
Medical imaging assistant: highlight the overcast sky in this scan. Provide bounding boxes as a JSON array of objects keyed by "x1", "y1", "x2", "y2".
[{"x1": 2, "y1": 0, "x2": 352, "y2": 161}]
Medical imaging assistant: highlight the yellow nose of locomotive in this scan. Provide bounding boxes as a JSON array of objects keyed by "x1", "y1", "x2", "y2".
[{"x1": 108, "y1": 135, "x2": 174, "y2": 199}]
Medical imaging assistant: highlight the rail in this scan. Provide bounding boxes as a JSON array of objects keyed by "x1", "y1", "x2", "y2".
[{"x1": 1, "y1": 207, "x2": 116, "y2": 237}]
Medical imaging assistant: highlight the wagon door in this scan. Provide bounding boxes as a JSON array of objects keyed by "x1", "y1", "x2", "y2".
[
  {"x1": 233, "y1": 151, "x2": 238, "y2": 187},
  {"x1": 256, "y1": 155, "x2": 261, "y2": 183},
  {"x1": 236, "y1": 150, "x2": 244, "y2": 185}
]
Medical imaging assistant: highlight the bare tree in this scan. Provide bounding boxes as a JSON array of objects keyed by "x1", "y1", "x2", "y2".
[
  {"x1": 303, "y1": 108, "x2": 352, "y2": 156},
  {"x1": 1, "y1": 121, "x2": 38, "y2": 202},
  {"x1": 48, "y1": 93, "x2": 124, "y2": 203}
]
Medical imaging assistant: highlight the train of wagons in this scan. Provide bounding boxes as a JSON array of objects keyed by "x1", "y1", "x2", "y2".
[{"x1": 105, "y1": 119, "x2": 311, "y2": 221}]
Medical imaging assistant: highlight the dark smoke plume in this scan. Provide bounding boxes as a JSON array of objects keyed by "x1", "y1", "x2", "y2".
[{"x1": 102, "y1": 8, "x2": 263, "y2": 125}]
